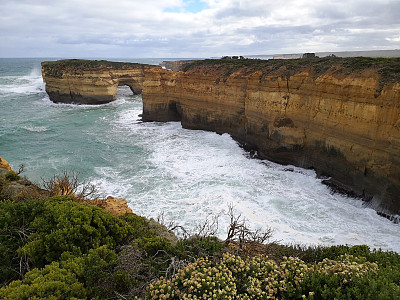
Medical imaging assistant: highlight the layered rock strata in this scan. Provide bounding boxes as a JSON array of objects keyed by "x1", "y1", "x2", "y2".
[
  {"x1": 142, "y1": 58, "x2": 400, "y2": 216},
  {"x1": 41, "y1": 59, "x2": 157, "y2": 104}
]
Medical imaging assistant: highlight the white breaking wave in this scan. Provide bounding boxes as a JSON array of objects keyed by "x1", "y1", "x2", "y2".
[
  {"x1": 0, "y1": 69, "x2": 44, "y2": 94},
  {"x1": 22, "y1": 125, "x2": 48, "y2": 132}
]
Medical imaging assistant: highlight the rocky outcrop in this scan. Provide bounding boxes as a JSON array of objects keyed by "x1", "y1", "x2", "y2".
[
  {"x1": 142, "y1": 58, "x2": 400, "y2": 216},
  {"x1": 0, "y1": 156, "x2": 12, "y2": 172},
  {"x1": 87, "y1": 196, "x2": 132, "y2": 216},
  {"x1": 41, "y1": 59, "x2": 158, "y2": 104},
  {"x1": 0, "y1": 156, "x2": 51, "y2": 201}
]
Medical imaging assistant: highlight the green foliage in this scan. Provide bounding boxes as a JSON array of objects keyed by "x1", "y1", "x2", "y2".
[
  {"x1": 19, "y1": 197, "x2": 133, "y2": 267},
  {"x1": 61, "y1": 246, "x2": 119, "y2": 299},
  {"x1": 120, "y1": 212, "x2": 157, "y2": 239},
  {"x1": 0, "y1": 199, "x2": 45, "y2": 284},
  {"x1": 0, "y1": 262, "x2": 87, "y2": 300},
  {"x1": 300, "y1": 255, "x2": 400, "y2": 300},
  {"x1": 5, "y1": 172, "x2": 20, "y2": 181},
  {"x1": 174, "y1": 236, "x2": 224, "y2": 259},
  {"x1": 0, "y1": 197, "x2": 134, "y2": 284},
  {"x1": 1, "y1": 195, "x2": 400, "y2": 299},
  {"x1": 0, "y1": 245, "x2": 119, "y2": 300},
  {"x1": 134, "y1": 235, "x2": 223, "y2": 259},
  {"x1": 136, "y1": 236, "x2": 173, "y2": 256}
]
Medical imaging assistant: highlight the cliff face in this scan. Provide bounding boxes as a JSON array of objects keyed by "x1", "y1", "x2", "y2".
[
  {"x1": 142, "y1": 58, "x2": 400, "y2": 216},
  {"x1": 41, "y1": 60, "x2": 157, "y2": 104}
]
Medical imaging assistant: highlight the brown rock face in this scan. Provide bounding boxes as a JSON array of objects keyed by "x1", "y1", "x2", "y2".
[
  {"x1": 0, "y1": 156, "x2": 13, "y2": 172},
  {"x1": 87, "y1": 196, "x2": 132, "y2": 216},
  {"x1": 142, "y1": 58, "x2": 400, "y2": 216},
  {"x1": 41, "y1": 60, "x2": 158, "y2": 104}
]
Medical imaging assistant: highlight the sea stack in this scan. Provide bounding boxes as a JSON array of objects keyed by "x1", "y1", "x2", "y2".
[{"x1": 41, "y1": 59, "x2": 158, "y2": 104}]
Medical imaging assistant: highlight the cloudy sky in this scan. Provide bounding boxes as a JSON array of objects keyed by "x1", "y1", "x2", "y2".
[{"x1": 1, "y1": 0, "x2": 399, "y2": 58}]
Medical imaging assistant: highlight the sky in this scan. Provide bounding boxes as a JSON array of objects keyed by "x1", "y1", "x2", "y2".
[{"x1": 0, "y1": 0, "x2": 399, "y2": 58}]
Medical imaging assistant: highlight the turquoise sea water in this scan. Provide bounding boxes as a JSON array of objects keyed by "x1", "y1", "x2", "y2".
[{"x1": 1, "y1": 58, "x2": 399, "y2": 252}]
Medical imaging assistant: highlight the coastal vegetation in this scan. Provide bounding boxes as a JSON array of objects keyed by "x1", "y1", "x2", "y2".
[
  {"x1": 1, "y1": 164, "x2": 400, "y2": 299},
  {"x1": 182, "y1": 56, "x2": 400, "y2": 83},
  {"x1": 42, "y1": 59, "x2": 151, "y2": 70},
  {"x1": 41, "y1": 59, "x2": 153, "y2": 79}
]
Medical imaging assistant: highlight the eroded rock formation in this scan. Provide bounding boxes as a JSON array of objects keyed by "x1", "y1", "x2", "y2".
[
  {"x1": 42, "y1": 57, "x2": 400, "y2": 217},
  {"x1": 142, "y1": 58, "x2": 400, "y2": 216},
  {"x1": 0, "y1": 156, "x2": 12, "y2": 172},
  {"x1": 41, "y1": 59, "x2": 158, "y2": 104}
]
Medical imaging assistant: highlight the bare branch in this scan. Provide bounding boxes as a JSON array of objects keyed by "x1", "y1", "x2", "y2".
[
  {"x1": 17, "y1": 164, "x2": 25, "y2": 175},
  {"x1": 224, "y1": 204, "x2": 273, "y2": 254},
  {"x1": 41, "y1": 170, "x2": 99, "y2": 200}
]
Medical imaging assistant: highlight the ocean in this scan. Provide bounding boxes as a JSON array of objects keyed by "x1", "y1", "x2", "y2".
[{"x1": 0, "y1": 58, "x2": 399, "y2": 252}]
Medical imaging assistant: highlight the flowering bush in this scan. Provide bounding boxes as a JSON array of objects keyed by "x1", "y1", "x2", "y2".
[{"x1": 147, "y1": 253, "x2": 400, "y2": 300}]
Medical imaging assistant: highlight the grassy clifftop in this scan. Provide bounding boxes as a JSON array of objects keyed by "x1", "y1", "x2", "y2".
[
  {"x1": 42, "y1": 59, "x2": 153, "y2": 70},
  {"x1": 182, "y1": 56, "x2": 400, "y2": 83},
  {"x1": 41, "y1": 59, "x2": 155, "y2": 78}
]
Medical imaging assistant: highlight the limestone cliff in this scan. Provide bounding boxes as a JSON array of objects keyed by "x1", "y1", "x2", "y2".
[
  {"x1": 41, "y1": 59, "x2": 158, "y2": 104},
  {"x1": 142, "y1": 57, "x2": 400, "y2": 217}
]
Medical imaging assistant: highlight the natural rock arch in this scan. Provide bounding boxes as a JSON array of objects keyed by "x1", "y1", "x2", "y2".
[
  {"x1": 117, "y1": 77, "x2": 142, "y2": 95},
  {"x1": 41, "y1": 60, "x2": 157, "y2": 105}
]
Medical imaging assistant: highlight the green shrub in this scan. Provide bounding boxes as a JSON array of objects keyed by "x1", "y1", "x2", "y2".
[
  {"x1": 174, "y1": 236, "x2": 224, "y2": 259},
  {"x1": 136, "y1": 236, "x2": 173, "y2": 256},
  {"x1": 0, "y1": 199, "x2": 46, "y2": 284},
  {"x1": 60, "y1": 245, "x2": 119, "y2": 299},
  {"x1": 120, "y1": 212, "x2": 157, "y2": 240},
  {"x1": 5, "y1": 172, "x2": 20, "y2": 181},
  {"x1": 0, "y1": 262, "x2": 87, "y2": 300},
  {"x1": 0, "y1": 245, "x2": 120, "y2": 300},
  {"x1": 18, "y1": 197, "x2": 133, "y2": 267},
  {"x1": 0, "y1": 197, "x2": 134, "y2": 284}
]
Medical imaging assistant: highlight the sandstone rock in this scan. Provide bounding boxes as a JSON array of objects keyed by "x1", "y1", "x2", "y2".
[
  {"x1": 0, "y1": 156, "x2": 13, "y2": 172},
  {"x1": 0, "y1": 159, "x2": 50, "y2": 201},
  {"x1": 88, "y1": 196, "x2": 133, "y2": 216},
  {"x1": 41, "y1": 59, "x2": 159, "y2": 104}
]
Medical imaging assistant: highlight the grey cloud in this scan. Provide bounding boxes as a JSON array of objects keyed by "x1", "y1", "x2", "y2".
[{"x1": 0, "y1": 0, "x2": 399, "y2": 58}]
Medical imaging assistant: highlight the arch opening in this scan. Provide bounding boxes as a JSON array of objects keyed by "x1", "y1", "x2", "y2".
[{"x1": 118, "y1": 77, "x2": 142, "y2": 95}]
